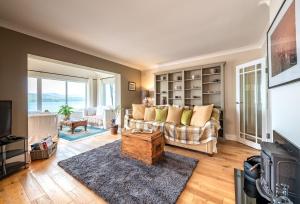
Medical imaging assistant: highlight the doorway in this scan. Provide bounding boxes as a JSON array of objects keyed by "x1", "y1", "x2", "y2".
[
  {"x1": 236, "y1": 58, "x2": 267, "y2": 149},
  {"x1": 27, "y1": 55, "x2": 121, "y2": 144}
]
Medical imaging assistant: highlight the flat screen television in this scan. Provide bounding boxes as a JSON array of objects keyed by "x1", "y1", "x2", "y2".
[{"x1": 0, "y1": 100, "x2": 12, "y2": 138}]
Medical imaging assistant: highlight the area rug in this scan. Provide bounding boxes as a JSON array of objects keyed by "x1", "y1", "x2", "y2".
[
  {"x1": 59, "y1": 126, "x2": 107, "y2": 141},
  {"x1": 58, "y1": 140, "x2": 198, "y2": 204}
]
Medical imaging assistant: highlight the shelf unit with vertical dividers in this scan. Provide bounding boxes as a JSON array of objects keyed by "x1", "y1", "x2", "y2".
[{"x1": 154, "y1": 62, "x2": 225, "y2": 135}]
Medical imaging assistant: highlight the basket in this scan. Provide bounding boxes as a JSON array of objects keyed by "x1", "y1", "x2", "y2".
[{"x1": 30, "y1": 142, "x2": 57, "y2": 161}]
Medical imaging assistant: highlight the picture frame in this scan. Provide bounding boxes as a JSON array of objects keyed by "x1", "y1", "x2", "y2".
[
  {"x1": 267, "y1": 0, "x2": 300, "y2": 88},
  {"x1": 128, "y1": 81, "x2": 136, "y2": 91}
]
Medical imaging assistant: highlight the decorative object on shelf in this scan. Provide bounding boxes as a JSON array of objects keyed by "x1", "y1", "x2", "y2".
[
  {"x1": 209, "y1": 68, "x2": 219, "y2": 74},
  {"x1": 161, "y1": 91, "x2": 167, "y2": 94},
  {"x1": 213, "y1": 79, "x2": 221, "y2": 83},
  {"x1": 175, "y1": 96, "x2": 181, "y2": 99},
  {"x1": 58, "y1": 105, "x2": 74, "y2": 121},
  {"x1": 162, "y1": 97, "x2": 167, "y2": 105},
  {"x1": 267, "y1": 0, "x2": 299, "y2": 88},
  {"x1": 192, "y1": 96, "x2": 201, "y2": 98},
  {"x1": 174, "y1": 85, "x2": 182, "y2": 90},
  {"x1": 128, "y1": 81, "x2": 136, "y2": 91},
  {"x1": 176, "y1": 76, "x2": 182, "y2": 80},
  {"x1": 191, "y1": 74, "x2": 200, "y2": 80},
  {"x1": 142, "y1": 90, "x2": 151, "y2": 106},
  {"x1": 161, "y1": 76, "x2": 167, "y2": 81}
]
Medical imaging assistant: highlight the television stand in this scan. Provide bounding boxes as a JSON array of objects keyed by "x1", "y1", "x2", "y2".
[{"x1": 0, "y1": 136, "x2": 27, "y2": 179}]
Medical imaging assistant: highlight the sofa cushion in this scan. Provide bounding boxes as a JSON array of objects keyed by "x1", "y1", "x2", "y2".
[
  {"x1": 132, "y1": 104, "x2": 145, "y2": 120},
  {"x1": 155, "y1": 108, "x2": 168, "y2": 122},
  {"x1": 144, "y1": 107, "x2": 156, "y2": 121},
  {"x1": 190, "y1": 104, "x2": 214, "y2": 127},
  {"x1": 181, "y1": 109, "x2": 193, "y2": 126},
  {"x1": 166, "y1": 106, "x2": 183, "y2": 125}
]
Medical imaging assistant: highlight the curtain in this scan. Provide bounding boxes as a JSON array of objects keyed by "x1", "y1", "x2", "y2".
[{"x1": 99, "y1": 77, "x2": 115, "y2": 107}]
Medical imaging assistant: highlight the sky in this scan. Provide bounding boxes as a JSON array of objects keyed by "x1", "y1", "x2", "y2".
[{"x1": 28, "y1": 78, "x2": 86, "y2": 97}]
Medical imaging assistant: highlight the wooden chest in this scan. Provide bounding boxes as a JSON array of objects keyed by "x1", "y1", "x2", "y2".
[{"x1": 121, "y1": 130, "x2": 164, "y2": 165}]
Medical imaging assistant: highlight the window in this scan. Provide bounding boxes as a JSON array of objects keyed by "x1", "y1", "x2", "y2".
[
  {"x1": 28, "y1": 78, "x2": 38, "y2": 112},
  {"x1": 28, "y1": 77, "x2": 87, "y2": 113},
  {"x1": 42, "y1": 79, "x2": 66, "y2": 112},
  {"x1": 67, "y1": 81, "x2": 86, "y2": 110}
]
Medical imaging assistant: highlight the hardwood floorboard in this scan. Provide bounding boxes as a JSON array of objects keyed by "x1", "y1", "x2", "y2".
[{"x1": 0, "y1": 132, "x2": 258, "y2": 203}]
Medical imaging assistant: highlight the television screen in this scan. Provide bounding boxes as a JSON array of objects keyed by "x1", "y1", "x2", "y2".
[{"x1": 0, "y1": 101, "x2": 12, "y2": 137}]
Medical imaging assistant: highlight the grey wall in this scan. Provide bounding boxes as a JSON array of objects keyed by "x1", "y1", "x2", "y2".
[{"x1": 0, "y1": 27, "x2": 141, "y2": 136}]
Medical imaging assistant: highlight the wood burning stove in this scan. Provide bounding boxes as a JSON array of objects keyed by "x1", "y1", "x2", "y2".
[{"x1": 256, "y1": 131, "x2": 300, "y2": 203}]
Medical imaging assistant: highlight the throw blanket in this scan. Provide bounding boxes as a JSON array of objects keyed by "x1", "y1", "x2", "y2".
[{"x1": 125, "y1": 115, "x2": 220, "y2": 145}]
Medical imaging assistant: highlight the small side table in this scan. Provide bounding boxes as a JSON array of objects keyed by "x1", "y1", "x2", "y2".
[{"x1": 0, "y1": 136, "x2": 27, "y2": 179}]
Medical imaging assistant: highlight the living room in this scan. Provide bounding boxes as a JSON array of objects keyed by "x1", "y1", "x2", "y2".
[{"x1": 0, "y1": 0, "x2": 299, "y2": 204}]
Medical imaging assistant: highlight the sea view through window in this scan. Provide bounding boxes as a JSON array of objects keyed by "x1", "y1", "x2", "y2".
[{"x1": 28, "y1": 77, "x2": 87, "y2": 112}]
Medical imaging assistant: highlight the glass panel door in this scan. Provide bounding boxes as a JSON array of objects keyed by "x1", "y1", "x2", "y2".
[
  {"x1": 245, "y1": 70, "x2": 256, "y2": 136},
  {"x1": 236, "y1": 59, "x2": 266, "y2": 149}
]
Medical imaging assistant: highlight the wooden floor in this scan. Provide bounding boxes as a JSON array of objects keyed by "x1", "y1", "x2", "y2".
[{"x1": 0, "y1": 132, "x2": 258, "y2": 204}]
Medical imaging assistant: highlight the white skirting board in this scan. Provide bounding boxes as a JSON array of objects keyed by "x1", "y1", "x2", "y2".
[{"x1": 225, "y1": 134, "x2": 238, "y2": 141}]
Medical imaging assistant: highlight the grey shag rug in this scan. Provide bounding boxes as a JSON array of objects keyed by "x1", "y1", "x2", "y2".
[{"x1": 58, "y1": 140, "x2": 198, "y2": 204}]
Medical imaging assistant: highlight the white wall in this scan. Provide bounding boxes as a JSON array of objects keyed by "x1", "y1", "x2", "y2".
[
  {"x1": 142, "y1": 48, "x2": 265, "y2": 138},
  {"x1": 268, "y1": 0, "x2": 300, "y2": 148}
]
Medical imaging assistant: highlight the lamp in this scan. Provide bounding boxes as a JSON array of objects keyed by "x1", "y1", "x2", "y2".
[{"x1": 142, "y1": 90, "x2": 152, "y2": 106}]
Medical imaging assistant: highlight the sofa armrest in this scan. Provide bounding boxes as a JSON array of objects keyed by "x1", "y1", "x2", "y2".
[
  {"x1": 124, "y1": 109, "x2": 133, "y2": 129},
  {"x1": 200, "y1": 119, "x2": 221, "y2": 142},
  {"x1": 125, "y1": 109, "x2": 133, "y2": 118}
]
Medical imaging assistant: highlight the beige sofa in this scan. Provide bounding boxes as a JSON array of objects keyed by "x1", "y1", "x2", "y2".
[{"x1": 124, "y1": 108, "x2": 221, "y2": 155}]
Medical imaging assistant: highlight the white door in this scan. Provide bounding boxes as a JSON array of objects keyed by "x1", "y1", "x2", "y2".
[{"x1": 236, "y1": 58, "x2": 267, "y2": 149}]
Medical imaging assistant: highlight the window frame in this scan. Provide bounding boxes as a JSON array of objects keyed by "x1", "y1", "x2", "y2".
[{"x1": 28, "y1": 76, "x2": 87, "y2": 113}]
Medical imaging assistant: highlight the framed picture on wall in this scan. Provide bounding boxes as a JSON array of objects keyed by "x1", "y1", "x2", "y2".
[
  {"x1": 128, "y1": 81, "x2": 136, "y2": 91},
  {"x1": 267, "y1": 0, "x2": 300, "y2": 88}
]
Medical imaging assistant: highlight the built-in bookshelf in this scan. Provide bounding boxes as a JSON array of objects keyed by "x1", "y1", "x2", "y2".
[
  {"x1": 154, "y1": 62, "x2": 225, "y2": 137},
  {"x1": 154, "y1": 62, "x2": 225, "y2": 109}
]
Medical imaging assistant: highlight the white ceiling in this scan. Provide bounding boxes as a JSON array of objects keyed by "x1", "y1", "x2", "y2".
[
  {"x1": 28, "y1": 55, "x2": 114, "y2": 79},
  {"x1": 0, "y1": 0, "x2": 269, "y2": 70}
]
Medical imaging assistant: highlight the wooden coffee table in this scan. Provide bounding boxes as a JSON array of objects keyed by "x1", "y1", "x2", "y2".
[
  {"x1": 60, "y1": 120, "x2": 88, "y2": 134},
  {"x1": 121, "y1": 129, "x2": 165, "y2": 165}
]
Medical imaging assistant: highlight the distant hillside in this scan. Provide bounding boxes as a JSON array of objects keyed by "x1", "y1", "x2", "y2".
[{"x1": 28, "y1": 93, "x2": 84, "y2": 102}]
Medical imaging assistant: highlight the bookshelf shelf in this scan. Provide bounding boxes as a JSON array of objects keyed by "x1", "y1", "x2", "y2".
[
  {"x1": 202, "y1": 81, "x2": 221, "y2": 85},
  {"x1": 154, "y1": 62, "x2": 224, "y2": 109},
  {"x1": 202, "y1": 73, "x2": 220, "y2": 76}
]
